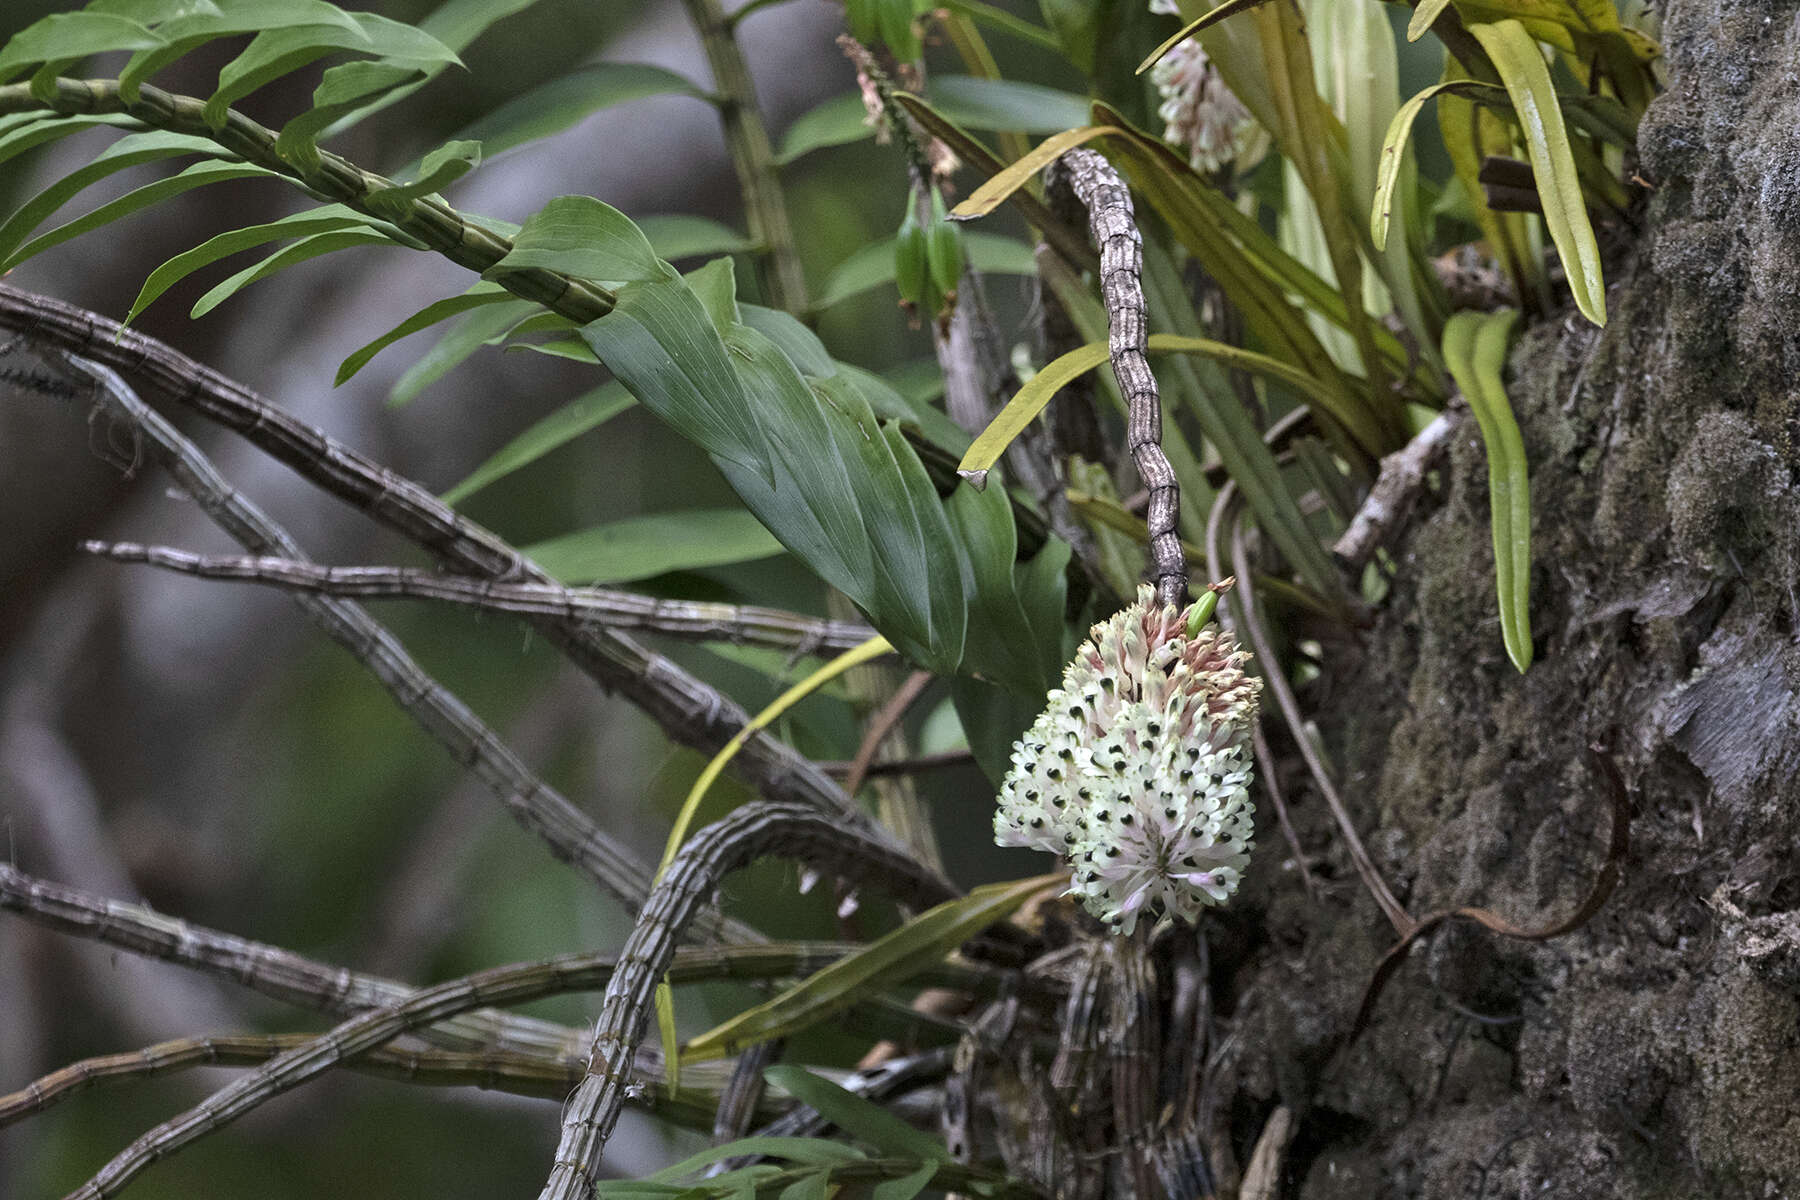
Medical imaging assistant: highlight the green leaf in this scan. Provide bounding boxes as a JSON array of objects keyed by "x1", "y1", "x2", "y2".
[
  {"x1": 1409, "y1": 0, "x2": 1455, "y2": 40},
  {"x1": 871, "y1": 1162, "x2": 940, "y2": 1200},
  {"x1": 0, "y1": 129, "x2": 224, "y2": 267},
  {"x1": 440, "y1": 62, "x2": 704, "y2": 163},
  {"x1": 649, "y1": 1139, "x2": 864, "y2": 1183},
  {"x1": 1136, "y1": 0, "x2": 1274, "y2": 73},
  {"x1": 637, "y1": 214, "x2": 756, "y2": 261},
  {"x1": 335, "y1": 282, "x2": 511, "y2": 385},
  {"x1": 1442, "y1": 309, "x2": 1532, "y2": 671},
  {"x1": 362, "y1": 138, "x2": 481, "y2": 215},
  {"x1": 521, "y1": 510, "x2": 786, "y2": 585},
  {"x1": 1468, "y1": 18, "x2": 1606, "y2": 325},
  {"x1": 117, "y1": 0, "x2": 365, "y2": 101},
  {"x1": 277, "y1": 61, "x2": 428, "y2": 172},
  {"x1": 388, "y1": 297, "x2": 539, "y2": 406},
  {"x1": 814, "y1": 231, "x2": 1036, "y2": 309},
  {"x1": 488, "y1": 194, "x2": 669, "y2": 284},
  {"x1": 0, "y1": 13, "x2": 164, "y2": 85},
  {"x1": 775, "y1": 93, "x2": 874, "y2": 164},
  {"x1": 190, "y1": 228, "x2": 393, "y2": 317},
  {"x1": 1, "y1": 158, "x2": 273, "y2": 273},
  {"x1": 762, "y1": 1067, "x2": 951, "y2": 1164},
  {"x1": 925, "y1": 75, "x2": 1091, "y2": 133},
  {"x1": 84, "y1": 0, "x2": 223, "y2": 20},
  {"x1": 0, "y1": 113, "x2": 136, "y2": 171},
  {"x1": 578, "y1": 276, "x2": 774, "y2": 482},
  {"x1": 441, "y1": 382, "x2": 633, "y2": 504},
  {"x1": 683, "y1": 875, "x2": 1057, "y2": 1061},
  {"x1": 126, "y1": 205, "x2": 388, "y2": 325},
  {"x1": 946, "y1": 484, "x2": 1063, "y2": 696},
  {"x1": 780, "y1": 1171, "x2": 831, "y2": 1200},
  {"x1": 205, "y1": 12, "x2": 459, "y2": 128}
]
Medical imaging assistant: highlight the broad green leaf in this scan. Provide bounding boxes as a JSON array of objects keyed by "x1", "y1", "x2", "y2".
[
  {"x1": 0, "y1": 129, "x2": 224, "y2": 267},
  {"x1": 126, "y1": 205, "x2": 389, "y2": 325},
  {"x1": 763, "y1": 1067, "x2": 949, "y2": 1163},
  {"x1": 118, "y1": 0, "x2": 365, "y2": 101},
  {"x1": 1, "y1": 159, "x2": 272, "y2": 273},
  {"x1": 648, "y1": 1139, "x2": 864, "y2": 1183},
  {"x1": 190, "y1": 228, "x2": 392, "y2": 317},
  {"x1": 780, "y1": 1171, "x2": 831, "y2": 1200},
  {"x1": 441, "y1": 62, "x2": 703, "y2": 163},
  {"x1": 1374, "y1": 81, "x2": 1469, "y2": 249},
  {"x1": 814, "y1": 231, "x2": 1036, "y2": 309},
  {"x1": 204, "y1": 12, "x2": 459, "y2": 128},
  {"x1": 362, "y1": 139, "x2": 481, "y2": 215},
  {"x1": 441, "y1": 382, "x2": 633, "y2": 504},
  {"x1": 419, "y1": 0, "x2": 549, "y2": 49},
  {"x1": 685, "y1": 255, "x2": 742, "y2": 331},
  {"x1": 1469, "y1": 18, "x2": 1607, "y2": 325},
  {"x1": 946, "y1": 483, "x2": 1063, "y2": 696},
  {"x1": 389, "y1": 297, "x2": 539, "y2": 405},
  {"x1": 0, "y1": 13, "x2": 163, "y2": 85},
  {"x1": 521, "y1": 509, "x2": 786, "y2": 585},
  {"x1": 336, "y1": 282, "x2": 512, "y2": 384},
  {"x1": 637, "y1": 214, "x2": 756, "y2": 261},
  {"x1": 488, "y1": 194, "x2": 669, "y2": 284},
  {"x1": 927, "y1": 75, "x2": 1091, "y2": 133},
  {"x1": 578, "y1": 276, "x2": 774, "y2": 482},
  {"x1": 683, "y1": 875, "x2": 1060, "y2": 1061},
  {"x1": 775, "y1": 93, "x2": 874, "y2": 164},
  {"x1": 1442, "y1": 309, "x2": 1532, "y2": 671},
  {"x1": 85, "y1": 0, "x2": 222, "y2": 20},
  {"x1": 0, "y1": 114, "x2": 138, "y2": 171},
  {"x1": 277, "y1": 61, "x2": 427, "y2": 172},
  {"x1": 871, "y1": 1162, "x2": 940, "y2": 1200}
]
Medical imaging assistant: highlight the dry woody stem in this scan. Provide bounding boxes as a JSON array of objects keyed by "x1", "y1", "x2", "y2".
[
  {"x1": 1049, "y1": 148, "x2": 1188, "y2": 608},
  {"x1": 85, "y1": 542, "x2": 876, "y2": 654},
  {"x1": 539, "y1": 802, "x2": 966, "y2": 1200}
]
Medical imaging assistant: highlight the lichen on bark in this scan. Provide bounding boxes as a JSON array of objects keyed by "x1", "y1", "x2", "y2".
[{"x1": 1218, "y1": 0, "x2": 1800, "y2": 1192}]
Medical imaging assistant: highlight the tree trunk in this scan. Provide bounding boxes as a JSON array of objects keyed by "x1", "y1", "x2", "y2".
[{"x1": 1237, "y1": 0, "x2": 1800, "y2": 1193}]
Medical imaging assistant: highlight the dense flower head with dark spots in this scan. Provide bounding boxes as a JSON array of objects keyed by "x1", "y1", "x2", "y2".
[{"x1": 994, "y1": 585, "x2": 1261, "y2": 934}]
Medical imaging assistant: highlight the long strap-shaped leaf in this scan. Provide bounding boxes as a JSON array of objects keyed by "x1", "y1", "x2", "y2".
[
  {"x1": 1442, "y1": 309, "x2": 1532, "y2": 671},
  {"x1": 958, "y1": 333, "x2": 1382, "y2": 483},
  {"x1": 1468, "y1": 19, "x2": 1607, "y2": 326},
  {"x1": 680, "y1": 874, "x2": 1061, "y2": 1064}
]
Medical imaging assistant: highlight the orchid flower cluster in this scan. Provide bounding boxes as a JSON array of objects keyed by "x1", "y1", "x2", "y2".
[
  {"x1": 994, "y1": 586, "x2": 1262, "y2": 935},
  {"x1": 1148, "y1": 0, "x2": 1264, "y2": 175}
]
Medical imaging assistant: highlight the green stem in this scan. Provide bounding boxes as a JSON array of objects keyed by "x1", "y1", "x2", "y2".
[
  {"x1": 681, "y1": 0, "x2": 809, "y2": 313},
  {"x1": 0, "y1": 77, "x2": 617, "y2": 322}
]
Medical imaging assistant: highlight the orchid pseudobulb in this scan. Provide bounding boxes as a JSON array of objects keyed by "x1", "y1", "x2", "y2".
[{"x1": 994, "y1": 585, "x2": 1261, "y2": 935}]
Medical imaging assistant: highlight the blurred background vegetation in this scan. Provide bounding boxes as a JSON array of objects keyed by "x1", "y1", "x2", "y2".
[{"x1": 0, "y1": 1, "x2": 1065, "y2": 1192}]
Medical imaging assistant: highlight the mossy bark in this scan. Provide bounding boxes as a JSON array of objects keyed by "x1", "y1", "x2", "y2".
[{"x1": 1221, "y1": 0, "x2": 1800, "y2": 1193}]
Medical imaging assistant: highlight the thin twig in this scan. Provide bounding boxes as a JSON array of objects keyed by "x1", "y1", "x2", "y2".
[
  {"x1": 1333, "y1": 406, "x2": 1463, "y2": 571},
  {"x1": 60, "y1": 938, "x2": 859, "y2": 1200},
  {"x1": 45, "y1": 351, "x2": 674, "y2": 922},
  {"x1": 83, "y1": 542, "x2": 875, "y2": 653},
  {"x1": 1225, "y1": 506, "x2": 1414, "y2": 937},
  {"x1": 0, "y1": 286, "x2": 916, "y2": 859},
  {"x1": 817, "y1": 749, "x2": 975, "y2": 778},
  {"x1": 0, "y1": 1035, "x2": 593, "y2": 1128},
  {"x1": 842, "y1": 670, "x2": 933, "y2": 799},
  {"x1": 1252, "y1": 720, "x2": 1318, "y2": 903},
  {"x1": 1050, "y1": 148, "x2": 1186, "y2": 607},
  {"x1": 538, "y1": 802, "x2": 966, "y2": 1200}
]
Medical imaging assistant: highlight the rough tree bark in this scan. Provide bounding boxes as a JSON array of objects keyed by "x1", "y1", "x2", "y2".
[{"x1": 1227, "y1": 0, "x2": 1800, "y2": 1194}]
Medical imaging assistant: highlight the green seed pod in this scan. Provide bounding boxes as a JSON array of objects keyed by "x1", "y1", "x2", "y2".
[
  {"x1": 894, "y1": 205, "x2": 929, "y2": 311},
  {"x1": 925, "y1": 191, "x2": 964, "y2": 301}
]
